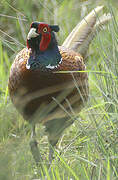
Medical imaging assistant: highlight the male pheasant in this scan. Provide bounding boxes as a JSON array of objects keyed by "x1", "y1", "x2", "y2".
[{"x1": 8, "y1": 6, "x2": 111, "y2": 166}]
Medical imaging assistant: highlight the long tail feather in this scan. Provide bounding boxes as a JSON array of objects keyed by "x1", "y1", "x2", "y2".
[
  {"x1": 78, "y1": 13, "x2": 112, "y2": 58},
  {"x1": 62, "y1": 6, "x2": 112, "y2": 58}
]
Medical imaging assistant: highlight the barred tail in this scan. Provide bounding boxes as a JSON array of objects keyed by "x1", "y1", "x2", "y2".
[{"x1": 62, "y1": 6, "x2": 112, "y2": 59}]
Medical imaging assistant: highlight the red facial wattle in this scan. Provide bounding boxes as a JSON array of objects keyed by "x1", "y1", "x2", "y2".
[
  {"x1": 38, "y1": 24, "x2": 51, "y2": 52},
  {"x1": 40, "y1": 32, "x2": 51, "y2": 51}
]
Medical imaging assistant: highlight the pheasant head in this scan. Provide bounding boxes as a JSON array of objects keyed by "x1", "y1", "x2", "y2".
[{"x1": 26, "y1": 22, "x2": 62, "y2": 70}]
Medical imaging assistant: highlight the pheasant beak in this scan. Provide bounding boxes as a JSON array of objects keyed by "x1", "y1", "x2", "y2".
[{"x1": 27, "y1": 28, "x2": 39, "y2": 40}]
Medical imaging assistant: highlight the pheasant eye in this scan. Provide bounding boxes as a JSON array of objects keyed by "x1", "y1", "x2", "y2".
[{"x1": 43, "y1": 27, "x2": 48, "y2": 32}]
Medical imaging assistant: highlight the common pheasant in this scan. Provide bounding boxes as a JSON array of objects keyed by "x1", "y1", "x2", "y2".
[{"x1": 8, "y1": 6, "x2": 111, "y2": 166}]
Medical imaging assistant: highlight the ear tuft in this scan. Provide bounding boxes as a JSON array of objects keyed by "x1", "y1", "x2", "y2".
[{"x1": 50, "y1": 25, "x2": 60, "y2": 32}]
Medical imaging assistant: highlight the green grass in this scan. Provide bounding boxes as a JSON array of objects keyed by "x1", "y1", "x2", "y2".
[{"x1": 0, "y1": 0, "x2": 118, "y2": 179}]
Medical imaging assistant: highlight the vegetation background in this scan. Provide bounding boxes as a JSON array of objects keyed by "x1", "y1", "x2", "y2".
[{"x1": 0, "y1": 0, "x2": 118, "y2": 179}]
